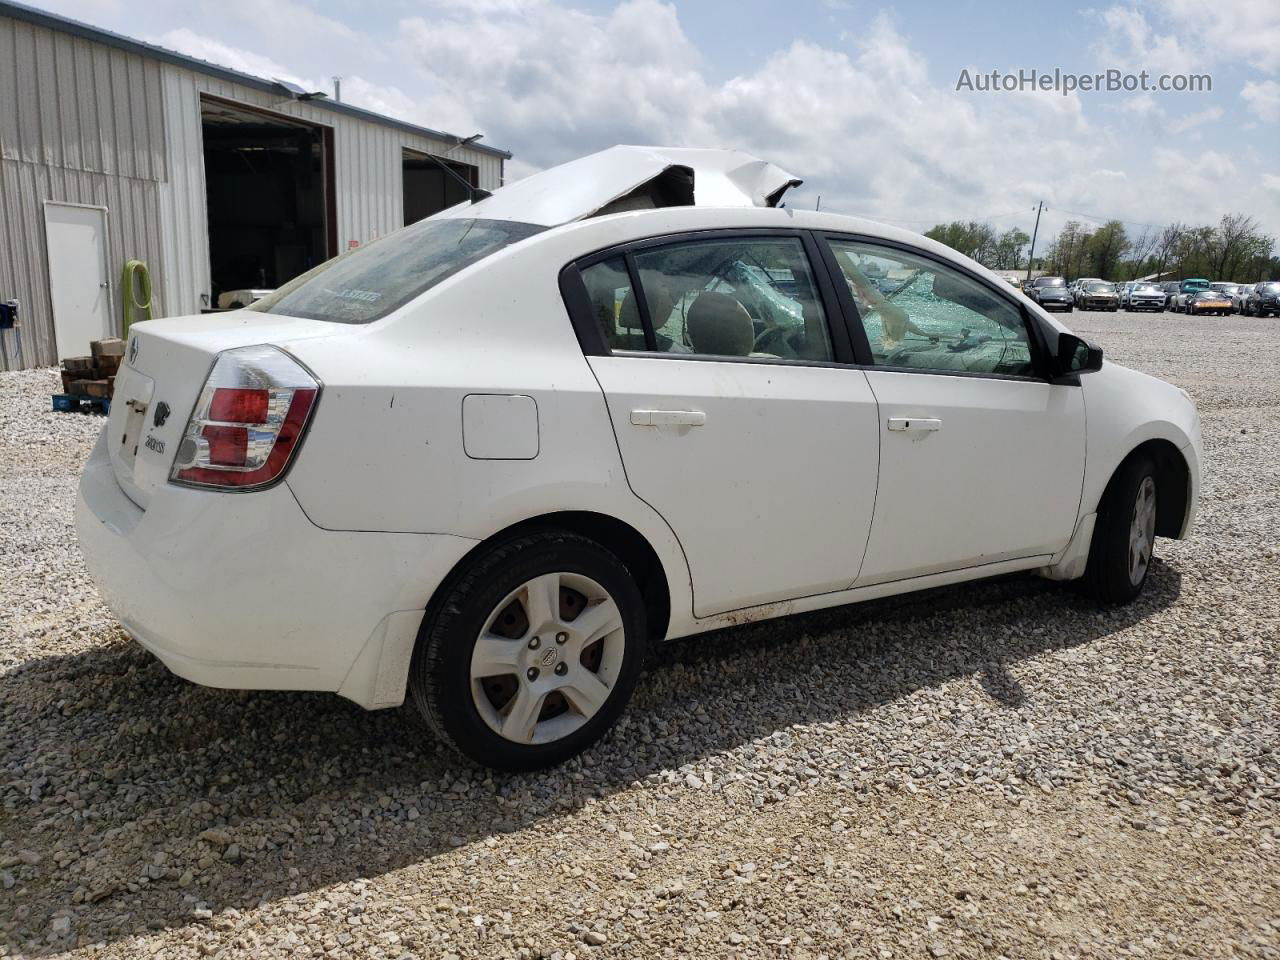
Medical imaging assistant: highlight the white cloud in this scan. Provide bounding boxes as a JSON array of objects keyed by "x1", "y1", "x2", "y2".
[
  {"x1": 1091, "y1": 7, "x2": 1191, "y2": 76},
  {"x1": 1152, "y1": 0, "x2": 1280, "y2": 75},
  {"x1": 1241, "y1": 80, "x2": 1280, "y2": 122},
  {"x1": 1167, "y1": 106, "x2": 1224, "y2": 133},
  {"x1": 1095, "y1": 0, "x2": 1280, "y2": 76},
  {"x1": 147, "y1": 28, "x2": 299, "y2": 83}
]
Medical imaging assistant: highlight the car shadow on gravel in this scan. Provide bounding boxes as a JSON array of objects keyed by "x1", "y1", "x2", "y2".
[{"x1": 0, "y1": 562, "x2": 1181, "y2": 953}]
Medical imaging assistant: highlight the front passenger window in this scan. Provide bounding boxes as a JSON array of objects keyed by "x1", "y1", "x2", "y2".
[{"x1": 827, "y1": 240, "x2": 1036, "y2": 377}]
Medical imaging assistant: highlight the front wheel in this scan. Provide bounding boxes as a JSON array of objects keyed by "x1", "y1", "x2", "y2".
[
  {"x1": 1085, "y1": 456, "x2": 1158, "y2": 605},
  {"x1": 409, "y1": 531, "x2": 648, "y2": 771}
]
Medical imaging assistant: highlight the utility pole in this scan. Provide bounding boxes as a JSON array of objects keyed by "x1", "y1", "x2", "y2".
[{"x1": 1025, "y1": 201, "x2": 1045, "y2": 282}]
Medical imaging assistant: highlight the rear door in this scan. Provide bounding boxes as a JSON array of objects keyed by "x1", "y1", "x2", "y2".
[
  {"x1": 566, "y1": 230, "x2": 880, "y2": 618},
  {"x1": 819, "y1": 235, "x2": 1086, "y2": 585}
]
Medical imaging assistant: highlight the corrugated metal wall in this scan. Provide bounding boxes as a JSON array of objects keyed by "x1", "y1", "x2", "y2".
[
  {"x1": 157, "y1": 69, "x2": 503, "y2": 318},
  {"x1": 1, "y1": 11, "x2": 505, "y2": 370},
  {"x1": 0, "y1": 15, "x2": 168, "y2": 369}
]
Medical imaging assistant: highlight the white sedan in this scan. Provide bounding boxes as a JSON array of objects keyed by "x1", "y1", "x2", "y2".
[{"x1": 77, "y1": 146, "x2": 1201, "y2": 770}]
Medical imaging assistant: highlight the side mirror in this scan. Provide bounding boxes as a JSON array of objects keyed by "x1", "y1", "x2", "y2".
[{"x1": 1054, "y1": 332, "x2": 1103, "y2": 376}]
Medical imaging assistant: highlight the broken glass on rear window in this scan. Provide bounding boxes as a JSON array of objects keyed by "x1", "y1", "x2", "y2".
[{"x1": 248, "y1": 218, "x2": 546, "y2": 324}]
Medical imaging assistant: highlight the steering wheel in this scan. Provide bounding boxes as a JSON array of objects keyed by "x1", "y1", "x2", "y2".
[{"x1": 753, "y1": 326, "x2": 805, "y2": 356}]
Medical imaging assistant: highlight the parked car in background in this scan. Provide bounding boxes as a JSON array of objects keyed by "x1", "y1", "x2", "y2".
[
  {"x1": 1125, "y1": 283, "x2": 1166, "y2": 312},
  {"x1": 1077, "y1": 281, "x2": 1120, "y2": 311},
  {"x1": 1027, "y1": 275, "x2": 1068, "y2": 305},
  {"x1": 1232, "y1": 284, "x2": 1255, "y2": 314},
  {"x1": 1207, "y1": 282, "x2": 1243, "y2": 313},
  {"x1": 1246, "y1": 281, "x2": 1280, "y2": 316},
  {"x1": 1035, "y1": 283, "x2": 1074, "y2": 311},
  {"x1": 1116, "y1": 281, "x2": 1136, "y2": 306},
  {"x1": 1169, "y1": 278, "x2": 1210, "y2": 312},
  {"x1": 1184, "y1": 289, "x2": 1233, "y2": 316},
  {"x1": 1071, "y1": 278, "x2": 1101, "y2": 306},
  {"x1": 74, "y1": 145, "x2": 1203, "y2": 770},
  {"x1": 1160, "y1": 282, "x2": 1181, "y2": 310}
]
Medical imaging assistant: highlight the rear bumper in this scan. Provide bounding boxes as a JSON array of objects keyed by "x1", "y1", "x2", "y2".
[{"x1": 76, "y1": 429, "x2": 478, "y2": 707}]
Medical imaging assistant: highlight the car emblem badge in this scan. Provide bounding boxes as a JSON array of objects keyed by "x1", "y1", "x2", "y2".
[
  {"x1": 128, "y1": 337, "x2": 139, "y2": 364},
  {"x1": 153, "y1": 401, "x2": 170, "y2": 428},
  {"x1": 540, "y1": 648, "x2": 558, "y2": 667}
]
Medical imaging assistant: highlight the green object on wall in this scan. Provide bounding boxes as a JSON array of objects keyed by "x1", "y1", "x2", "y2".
[{"x1": 121, "y1": 259, "x2": 152, "y2": 337}]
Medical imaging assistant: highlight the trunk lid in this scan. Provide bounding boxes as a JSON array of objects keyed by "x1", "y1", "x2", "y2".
[
  {"x1": 107, "y1": 313, "x2": 341, "y2": 508},
  {"x1": 432, "y1": 145, "x2": 802, "y2": 226}
]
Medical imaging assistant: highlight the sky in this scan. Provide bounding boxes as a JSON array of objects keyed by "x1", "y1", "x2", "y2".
[{"x1": 37, "y1": 0, "x2": 1280, "y2": 245}]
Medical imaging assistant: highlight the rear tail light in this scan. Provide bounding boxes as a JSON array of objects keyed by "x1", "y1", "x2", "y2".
[{"x1": 170, "y1": 345, "x2": 320, "y2": 490}]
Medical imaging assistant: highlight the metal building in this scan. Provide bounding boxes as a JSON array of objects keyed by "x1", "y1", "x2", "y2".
[{"x1": 0, "y1": 0, "x2": 509, "y2": 371}]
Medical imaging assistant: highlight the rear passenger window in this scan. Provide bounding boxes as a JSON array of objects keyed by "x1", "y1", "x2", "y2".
[
  {"x1": 580, "y1": 256, "x2": 649, "y2": 352},
  {"x1": 627, "y1": 237, "x2": 834, "y2": 361}
]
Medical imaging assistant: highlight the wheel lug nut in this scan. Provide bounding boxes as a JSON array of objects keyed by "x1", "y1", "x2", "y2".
[
  {"x1": 555, "y1": 632, "x2": 568, "y2": 644},
  {"x1": 526, "y1": 667, "x2": 539, "y2": 681},
  {"x1": 528, "y1": 636, "x2": 541, "y2": 650},
  {"x1": 554, "y1": 662, "x2": 567, "y2": 676}
]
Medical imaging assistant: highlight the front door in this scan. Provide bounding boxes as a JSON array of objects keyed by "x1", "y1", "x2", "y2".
[
  {"x1": 44, "y1": 203, "x2": 112, "y2": 359},
  {"x1": 577, "y1": 233, "x2": 881, "y2": 618},
  {"x1": 822, "y1": 235, "x2": 1086, "y2": 585}
]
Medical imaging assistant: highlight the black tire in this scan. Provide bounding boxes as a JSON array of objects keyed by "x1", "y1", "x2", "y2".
[
  {"x1": 1084, "y1": 455, "x2": 1158, "y2": 605},
  {"x1": 409, "y1": 530, "x2": 648, "y2": 771}
]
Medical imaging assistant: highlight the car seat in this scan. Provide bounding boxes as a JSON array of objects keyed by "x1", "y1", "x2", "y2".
[{"x1": 686, "y1": 292, "x2": 755, "y2": 356}]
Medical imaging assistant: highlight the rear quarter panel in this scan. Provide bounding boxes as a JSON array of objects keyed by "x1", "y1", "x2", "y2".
[{"x1": 280, "y1": 227, "x2": 694, "y2": 626}]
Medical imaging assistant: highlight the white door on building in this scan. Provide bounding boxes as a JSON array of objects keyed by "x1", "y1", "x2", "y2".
[{"x1": 44, "y1": 203, "x2": 111, "y2": 359}]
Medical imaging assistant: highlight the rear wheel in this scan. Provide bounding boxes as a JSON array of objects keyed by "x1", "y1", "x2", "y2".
[
  {"x1": 409, "y1": 531, "x2": 648, "y2": 770},
  {"x1": 1085, "y1": 456, "x2": 1158, "y2": 605}
]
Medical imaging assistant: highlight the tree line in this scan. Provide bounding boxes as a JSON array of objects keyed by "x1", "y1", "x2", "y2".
[{"x1": 923, "y1": 214, "x2": 1279, "y2": 282}]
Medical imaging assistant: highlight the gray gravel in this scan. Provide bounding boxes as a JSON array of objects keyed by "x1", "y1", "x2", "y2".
[{"x1": 1, "y1": 310, "x2": 1278, "y2": 959}]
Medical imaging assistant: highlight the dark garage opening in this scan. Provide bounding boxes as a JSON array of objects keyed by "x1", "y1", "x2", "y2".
[
  {"x1": 403, "y1": 148, "x2": 478, "y2": 225},
  {"x1": 201, "y1": 97, "x2": 334, "y2": 306}
]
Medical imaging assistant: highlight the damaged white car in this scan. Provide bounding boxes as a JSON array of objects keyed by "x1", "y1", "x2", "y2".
[{"x1": 77, "y1": 145, "x2": 1201, "y2": 770}]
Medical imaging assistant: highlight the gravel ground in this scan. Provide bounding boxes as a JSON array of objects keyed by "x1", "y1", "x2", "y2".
[{"x1": 1, "y1": 310, "x2": 1277, "y2": 959}]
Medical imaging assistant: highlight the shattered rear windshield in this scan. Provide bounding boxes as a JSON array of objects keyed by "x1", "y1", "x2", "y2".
[{"x1": 248, "y1": 218, "x2": 547, "y2": 324}]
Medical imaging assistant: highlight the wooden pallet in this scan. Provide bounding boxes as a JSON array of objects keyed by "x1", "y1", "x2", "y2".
[{"x1": 52, "y1": 393, "x2": 111, "y2": 415}]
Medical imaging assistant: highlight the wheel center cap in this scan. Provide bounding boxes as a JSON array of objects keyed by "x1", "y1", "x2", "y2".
[{"x1": 539, "y1": 647, "x2": 558, "y2": 668}]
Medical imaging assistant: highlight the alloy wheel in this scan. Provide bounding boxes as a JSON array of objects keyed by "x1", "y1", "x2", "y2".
[
  {"x1": 470, "y1": 572, "x2": 626, "y2": 744},
  {"x1": 1128, "y1": 476, "x2": 1157, "y2": 586}
]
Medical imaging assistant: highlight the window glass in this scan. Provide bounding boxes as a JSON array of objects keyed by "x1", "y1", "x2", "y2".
[
  {"x1": 580, "y1": 256, "x2": 650, "y2": 352},
  {"x1": 827, "y1": 239, "x2": 1036, "y2": 376},
  {"x1": 249, "y1": 218, "x2": 545, "y2": 324},
  {"x1": 625, "y1": 237, "x2": 834, "y2": 361}
]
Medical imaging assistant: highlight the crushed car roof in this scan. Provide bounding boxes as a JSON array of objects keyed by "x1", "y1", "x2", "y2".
[{"x1": 433, "y1": 145, "x2": 803, "y2": 227}]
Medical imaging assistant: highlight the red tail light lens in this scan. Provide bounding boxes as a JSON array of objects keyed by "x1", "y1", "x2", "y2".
[
  {"x1": 209, "y1": 387, "x2": 270, "y2": 424},
  {"x1": 170, "y1": 346, "x2": 320, "y2": 490}
]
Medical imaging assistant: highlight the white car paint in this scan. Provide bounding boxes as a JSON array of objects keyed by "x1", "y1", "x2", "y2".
[
  {"x1": 76, "y1": 146, "x2": 1201, "y2": 714},
  {"x1": 855, "y1": 369, "x2": 1085, "y2": 585},
  {"x1": 588, "y1": 352, "x2": 880, "y2": 617}
]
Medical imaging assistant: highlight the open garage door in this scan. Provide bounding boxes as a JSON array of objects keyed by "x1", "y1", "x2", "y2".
[
  {"x1": 402, "y1": 148, "x2": 478, "y2": 225},
  {"x1": 201, "y1": 97, "x2": 334, "y2": 308}
]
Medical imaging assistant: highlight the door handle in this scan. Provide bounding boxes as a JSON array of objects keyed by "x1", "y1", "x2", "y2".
[
  {"x1": 887, "y1": 417, "x2": 941, "y2": 432},
  {"x1": 631, "y1": 409, "x2": 707, "y2": 427}
]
